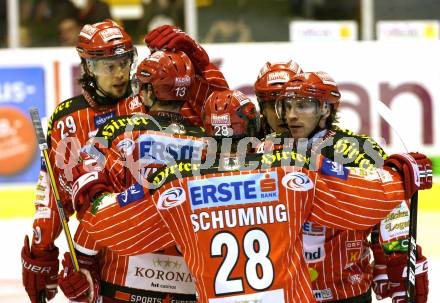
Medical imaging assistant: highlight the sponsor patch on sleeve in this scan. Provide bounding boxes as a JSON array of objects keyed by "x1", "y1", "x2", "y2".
[
  {"x1": 94, "y1": 111, "x2": 115, "y2": 128},
  {"x1": 34, "y1": 207, "x2": 51, "y2": 219},
  {"x1": 320, "y1": 158, "x2": 348, "y2": 180},
  {"x1": 118, "y1": 183, "x2": 145, "y2": 207}
]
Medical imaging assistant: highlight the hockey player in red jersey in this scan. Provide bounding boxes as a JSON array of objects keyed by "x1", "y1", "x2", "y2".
[
  {"x1": 254, "y1": 60, "x2": 303, "y2": 137},
  {"x1": 57, "y1": 50, "x2": 234, "y2": 303},
  {"x1": 64, "y1": 88, "x2": 431, "y2": 303},
  {"x1": 20, "y1": 19, "x2": 142, "y2": 303},
  {"x1": 144, "y1": 25, "x2": 230, "y2": 125},
  {"x1": 274, "y1": 71, "x2": 430, "y2": 303}
]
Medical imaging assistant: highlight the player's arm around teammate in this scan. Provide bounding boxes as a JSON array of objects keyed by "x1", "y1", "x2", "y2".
[{"x1": 59, "y1": 50, "x2": 219, "y2": 303}]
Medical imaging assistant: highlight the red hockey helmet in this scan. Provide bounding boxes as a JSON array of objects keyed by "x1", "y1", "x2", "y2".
[
  {"x1": 254, "y1": 60, "x2": 302, "y2": 102},
  {"x1": 202, "y1": 89, "x2": 260, "y2": 138},
  {"x1": 136, "y1": 50, "x2": 195, "y2": 101},
  {"x1": 76, "y1": 19, "x2": 134, "y2": 59},
  {"x1": 275, "y1": 71, "x2": 341, "y2": 118}
]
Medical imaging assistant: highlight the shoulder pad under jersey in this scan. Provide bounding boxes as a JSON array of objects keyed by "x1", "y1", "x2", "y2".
[
  {"x1": 320, "y1": 127, "x2": 388, "y2": 169},
  {"x1": 95, "y1": 114, "x2": 161, "y2": 144},
  {"x1": 148, "y1": 151, "x2": 312, "y2": 191},
  {"x1": 153, "y1": 115, "x2": 206, "y2": 138},
  {"x1": 46, "y1": 95, "x2": 89, "y2": 143},
  {"x1": 95, "y1": 114, "x2": 206, "y2": 145}
]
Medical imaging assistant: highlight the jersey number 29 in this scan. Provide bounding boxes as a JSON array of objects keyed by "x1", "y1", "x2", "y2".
[{"x1": 56, "y1": 116, "x2": 77, "y2": 139}]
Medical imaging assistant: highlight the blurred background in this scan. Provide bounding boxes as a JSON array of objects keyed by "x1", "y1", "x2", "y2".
[{"x1": 0, "y1": 0, "x2": 439, "y2": 302}]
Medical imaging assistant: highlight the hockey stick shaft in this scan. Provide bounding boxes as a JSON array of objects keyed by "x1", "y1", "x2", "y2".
[
  {"x1": 29, "y1": 107, "x2": 80, "y2": 272},
  {"x1": 407, "y1": 192, "x2": 418, "y2": 303},
  {"x1": 376, "y1": 100, "x2": 417, "y2": 302}
]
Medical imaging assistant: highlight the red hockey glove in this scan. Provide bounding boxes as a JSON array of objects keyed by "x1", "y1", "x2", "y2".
[
  {"x1": 144, "y1": 25, "x2": 179, "y2": 50},
  {"x1": 71, "y1": 152, "x2": 111, "y2": 219},
  {"x1": 371, "y1": 243, "x2": 390, "y2": 299},
  {"x1": 387, "y1": 245, "x2": 428, "y2": 303},
  {"x1": 384, "y1": 153, "x2": 432, "y2": 200},
  {"x1": 58, "y1": 251, "x2": 100, "y2": 302},
  {"x1": 21, "y1": 235, "x2": 59, "y2": 303},
  {"x1": 144, "y1": 25, "x2": 209, "y2": 73}
]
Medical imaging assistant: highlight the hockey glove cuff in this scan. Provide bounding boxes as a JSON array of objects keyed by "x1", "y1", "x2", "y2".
[
  {"x1": 384, "y1": 153, "x2": 432, "y2": 200},
  {"x1": 387, "y1": 245, "x2": 428, "y2": 303},
  {"x1": 371, "y1": 243, "x2": 390, "y2": 299},
  {"x1": 58, "y1": 251, "x2": 100, "y2": 303},
  {"x1": 21, "y1": 235, "x2": 59, "y2": 303}
]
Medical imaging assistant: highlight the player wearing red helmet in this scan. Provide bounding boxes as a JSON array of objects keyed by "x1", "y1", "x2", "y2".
[
  {"x1": 57, "y1": 50, "x2": 231, "y2": 303},
  {"x1": 58, "y1": 85, "x2": 431, "y2": 303},
  {"x1": 273, "y1": 72, "x2": 429, "y2": 303},
  {"x1": 143, "y1": 25, "x2": 230, "y2": 125},
  {"x1": 76, "y1": 19, "x2": 136, "y2": 105},
  {"x1": 202, "y1": 89, "x2": 260, "y2": 140},
  {"x1": 137, "y1": 50, "x2": 194, "y2": 111},
  {"x1": 135, "y1": 50, "x2": 227, "y2": 124},
  {"x1": 254, "y1": 61, "x2": 302, "y2": 137},
  {"x1": 21, "y1": 19, "x2": 145, "y2": 303},
  {"x1": 275, "y1": 71, "x2": 341, "y2": 140}
]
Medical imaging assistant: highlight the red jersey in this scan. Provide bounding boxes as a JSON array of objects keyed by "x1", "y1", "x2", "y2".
[
  {"x1": 74, "y1": 114, "x2": 207, "y2": 301},
  {"x1": 32, "y1": 94, "x2": 144, "y2": 251},
  {"x1": 257, "y1": 128, "x2": 391, "y2": 301},
  {"x1": 33, "y1": 62, "x2": 227, "y2": 302},
  {"x1": 77, "y1": 152, "x2": 406, "y2": 303}
]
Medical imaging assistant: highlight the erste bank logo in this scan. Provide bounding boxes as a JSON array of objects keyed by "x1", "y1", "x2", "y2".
[
  {"x1": 138, "y1": 133, "x2": 204, "y2": 165},
  {"x1": 157, "y1": 187, "x2": 186, "y2": 209},
  {"x1": 282, "y1": 172, "x2": 313, "y2": 191},
  {"x1": 188, "y1": 172, "x2": 279, "y2": 210}
]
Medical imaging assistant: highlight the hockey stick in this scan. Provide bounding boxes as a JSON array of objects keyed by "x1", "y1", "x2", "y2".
[
  {"x1": 376, "y1": 100, "x2": 416, "y2": 303},
  {"x1": 29, "y1": 108, "x2": 80, "y2": 277}
]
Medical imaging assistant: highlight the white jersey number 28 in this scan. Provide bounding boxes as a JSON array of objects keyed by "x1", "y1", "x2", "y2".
[{"x1": 211, "y1": 228, "x2": 274, "y2": 295}]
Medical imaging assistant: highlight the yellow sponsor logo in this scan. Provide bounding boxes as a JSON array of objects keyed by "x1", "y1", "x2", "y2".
[
  {"x1": 261, "y1": 150, "x2": 310, "y2": 166},
  {"x1": 101, "y1": 116, "x2": 150, "y2": 140},
  {"x1": 152, "y1": 162, "x2": 202, "y2": 185}
]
